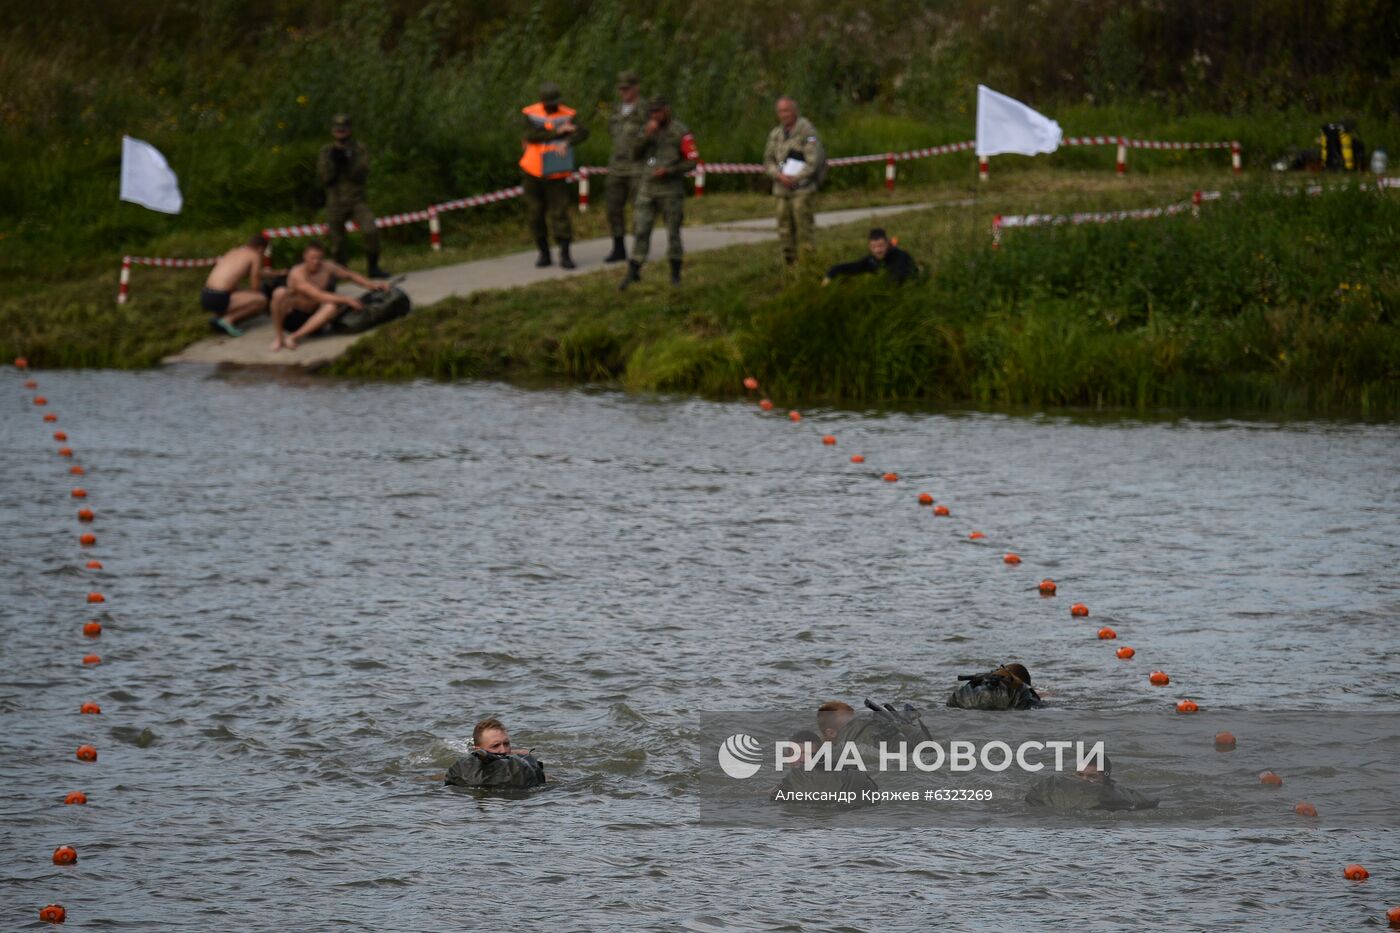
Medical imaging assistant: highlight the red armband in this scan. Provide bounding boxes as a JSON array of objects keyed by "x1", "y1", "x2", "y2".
[{"x1": 680, "y1": 133, "x2": 699, "y2": 161}]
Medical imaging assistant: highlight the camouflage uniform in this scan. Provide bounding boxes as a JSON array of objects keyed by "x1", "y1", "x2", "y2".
[
  {"x1": 763, "y1": 116, "x2": 825, "y2": 263},
  {"x1": 605, "y1": 82, "x2": 647, "y2": 241},
  {"x1": 631, "y1": 116, "x2": 698, "y2": 264},
  {"x1": 317, "y1": 136, "x2": 380, "y2": 267}
]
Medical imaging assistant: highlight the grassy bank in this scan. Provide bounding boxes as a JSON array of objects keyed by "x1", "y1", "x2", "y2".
[{"x1": 327, "y1": 179, "x2": 1398, "y2": 416}]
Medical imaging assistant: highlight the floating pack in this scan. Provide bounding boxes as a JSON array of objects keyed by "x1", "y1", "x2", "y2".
[
  {"x1": 333, "y1": 285, "x2": 411, "y2": 334},
  {"x1": 445, "y1": 750, "x2": 547, "y2": 789}
]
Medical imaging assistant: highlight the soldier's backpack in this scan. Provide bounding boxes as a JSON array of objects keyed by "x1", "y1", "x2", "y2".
[{"x1": 333, "y1": 285, "x2": 411, "y2": 334}]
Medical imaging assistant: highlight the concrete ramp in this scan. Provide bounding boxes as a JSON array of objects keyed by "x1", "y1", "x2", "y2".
[{"x1": 163, "y1": 202, "x2": 936, "y2": 369}]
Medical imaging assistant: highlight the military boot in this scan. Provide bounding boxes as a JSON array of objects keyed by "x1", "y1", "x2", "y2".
[
  {"x1": 366, "y1": 252, "x2": 392, "y2": 279},
  {"x1": 535, "y1": 238, "x2": 552, "y2": 268},
  {"x1": 618, "y1": 260, "x2": 642, "y2": 291},
  {"x1": 558, "y1": 239, "x2": 576, "y2": 270},
  {"x1": 604, "y1": 237, "x2": 627, "y2": 263},
  {"x1": 669, "y1": 259, "x2": 682, "y2": 286}
]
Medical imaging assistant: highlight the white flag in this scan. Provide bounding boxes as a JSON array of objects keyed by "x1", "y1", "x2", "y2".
[
  {"x1": 975, "y1": 85, "x2": 1063, "y2": 158},
  {"x1": 120, "y1": 136, "x2": 183, "y2": 214}
]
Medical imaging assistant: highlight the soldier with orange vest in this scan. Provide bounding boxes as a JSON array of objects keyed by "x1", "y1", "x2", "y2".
[{"x1": 519, "y1": 81, "x2": 590, "y2": 269}]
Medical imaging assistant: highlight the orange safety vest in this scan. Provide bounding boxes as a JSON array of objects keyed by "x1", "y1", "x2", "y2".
[{"x1": 519, "y1": 103, "x2": 577, "y2": 179}]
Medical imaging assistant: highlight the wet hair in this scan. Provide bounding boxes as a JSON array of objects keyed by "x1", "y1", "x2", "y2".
[
  {"x1": 998, "y1": 663, "x2": 1032, "y2": 686},
  {"x1": 868, "y1": 228, "x2": 888, "y2": 241},
  {"x1": 472, "y1": 716, "x2": 506, "y2": 747},
  {"x1": 816, "y1": 700, "x2": 854, "y2": 734},
  {"x1": 246, "y1": 232, "x2": 268, "y2": 249},
  {"x1": 303, "y1": 239, "x2": 326, "y2": 254}
]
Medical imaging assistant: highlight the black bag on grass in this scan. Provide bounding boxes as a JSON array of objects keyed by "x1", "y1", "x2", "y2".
[{"x1": 333, "y1": 286, "x2": 411, "y2": 334}]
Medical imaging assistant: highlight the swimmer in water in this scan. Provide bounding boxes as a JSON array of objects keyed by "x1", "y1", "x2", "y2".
[{"x1": 445, "y1": 716, "x2": 546, "y2": 788}]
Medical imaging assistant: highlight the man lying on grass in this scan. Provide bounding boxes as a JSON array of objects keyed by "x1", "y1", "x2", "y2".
[
  {"x1": 269, "y1": 240, "x2": 388, "y2": 351},
  {"x1": 822, "y1": 228, "x2": 917, "y2": 286}
]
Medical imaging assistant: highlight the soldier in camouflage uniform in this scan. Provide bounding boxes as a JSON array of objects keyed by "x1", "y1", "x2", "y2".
[
  {"x1": 619, "y1": 97, "x2": 699, "y2": 290},
  {"x1": 317, "y1": 114, "x2": 389, "y2": 278},
  {"x1": 604, "y1": 71, "x2": 646, "y2": 263},
  {"x1": 763, "y1": 97, "x2": 825, "y2": 265}
]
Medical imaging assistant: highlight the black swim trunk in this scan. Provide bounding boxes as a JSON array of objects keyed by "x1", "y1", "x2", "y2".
[
  {"x1": 200, "y1": 287, "x2": 231, "y2": 314},
  {"x1": 283, "y1": 309, "x2": 315, "y2": 333}
]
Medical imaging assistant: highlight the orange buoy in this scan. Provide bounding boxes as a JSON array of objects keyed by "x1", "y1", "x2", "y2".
[
  {"x1": 850, "y1": 454, "x2": 865, "y2": 463},
  {"x1": 72, "y1": 487, "x2": 87, "y2": 498},
  {"x1": 788, "y1": 410, "x2": 802, "y2": 422},
  {"x1": 743, "y1": 376, "x2": 759, "y2": 391},
  {"x1": 1070, "y1": 603, "x2": 1089, "y2": 617},
  {"x1": 1038, "y1": 579, "x2": 1057, "y2": 595},
  {"x1": 87, "y1": 592, "x2": 104, "y2": 603},
  {"x1": 918, "y1": 493, "x2": 934, "y2": 506},
  {"x1": 80, "y1": 701, "x2": 101, "y2": 714},
  {"x1": 1343, "y1": 864, "x2": 1369, "y2": 880},
  {"x1": 759, "y1": 399, "x2": 774, "y2": 411},
  {"x1": 1386, "y1": 906, "x2": 1400, "y2": 927},
  {"x1": 58, "y1": 447, "x2": 73, "y2": 458},
  {"x1": 85, "y1": 560, "x2": 103, "y2": 570},
  {"x1": 79, "y1": 532, "x2": 96, "y2": 546},
  {"x1": 70, "y1": 465, "x2": 85, "y2": 475},
  {"x1": 44, "y1": 413, "x2": 58, "y2": 422},
  {"x1": 76, "y1": 745, "x2": 97, "y2": 762},
  {"x1": 25, "y1": 379, "x2": 38, "y2": 388},
  {"x1": 1259, "y1": 770, "x2": 1283, "y2": 786},
  {"x1": 83, "y1": 621, "x2": 102, "y2": 637},
  {"x1": 64, "y1": 792, "x2": 87, "y2": 806},
  {"x1": 1003, "y1": 553, "x2": 1021, "y2": 564},
  {"x1": 53, "y1": 430, "x2": 67, "y2": 441},
  {"x1": 1214, "y1": 731, "x2": 1237, "y2": 750},
  {"x1": 14, "y1": 356, "x2": 28, "y2": 369},
  {"x1": 78, "y1": 508, "x2": 94, "y2": 521},
  {"x1": 882, "y1": 472, "x2": 898, "y2": 482},
  {"x1": 39, "y1": 904, "x2": 65, "y2": 924},
  {"x1": 52, "y1": 846, "x2": 77, "y2": 865},
  {"x1": 33, "y1": 395, "x2": 48, "y2": 405},
  {"x1": 969, "y1": 531, "x2": 985, "y2": 540},
  {"x1": 82, "y1": 654, "x2": 101, "y2": 665},
  {"x1": 1294, "y1": 802, "x2": 1318, "y2": 817},
  {"x1": 1176, "y1": 699, "x2": 1199, "y2": 713},
  {"x1": 1116, "y1": 646, "x2": 1135, "y2": 659},
  {"x1": 1149, "y1": 671, "x2": 1170, "y2": 686},
  {"x1": 821, "y1": 435, "x2": 836, "y2": 445},
  {"x1": 1097, "y1": 626, "x2": 1117, "y2": 639},
  {"x1": 933, "y1": 504, "x2": 950, "y2": 516}
]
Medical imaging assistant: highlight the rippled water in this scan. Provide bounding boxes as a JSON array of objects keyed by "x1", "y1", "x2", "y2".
[{"x1": 2, "y1": 369, "x2": 1397, "y2": 930}]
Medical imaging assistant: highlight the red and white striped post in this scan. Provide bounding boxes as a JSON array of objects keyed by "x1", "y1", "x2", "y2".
[
  {"x1": 991, "y1": 215, "x2": 1002, "y2": 249},
  {"x1": 694, "y1": 160, "x2": 706, "y2": 198},
  {"x1": 1191, "y1": 189, "x2": 1203, "y2": 219},
  {"x1": 885, "y1": 153, "x2": 896, "y2": 191},
  {"x1": 428, "y1": 206, "x2": 442, "y2": 252},
  {"x1": 978, "y1": 156, "x2": 989, "y2": 183},
  {"x1": 578, "y1": 168, "x2": 590, "y2": 212},
  {"x1": 1116, "y1": 141, "x2": 1128, "y2": 175},
  {"x1": 1231, "y1": 142, "x2": 1242, "y2": 174},
  {"x1": 117, "y1": 257, "x2": 131, "y2": 304}
]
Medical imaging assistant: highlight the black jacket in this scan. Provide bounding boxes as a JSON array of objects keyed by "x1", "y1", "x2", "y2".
[
  {"x1": 445, "y1": 750, "x2": 546, "y2": 788},
  {"x1": 826, "y1": 246, "x2": 917, "y2": 284}
]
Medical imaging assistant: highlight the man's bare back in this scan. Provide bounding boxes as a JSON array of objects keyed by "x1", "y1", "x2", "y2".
[{"x1": 205, "y1": 246, "x2": 263, "y2": 293}]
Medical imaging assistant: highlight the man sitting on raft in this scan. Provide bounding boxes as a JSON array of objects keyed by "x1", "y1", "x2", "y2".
[
  {"x1": 445, "y1": 716, "x2": 547, "y2": 789},
  {"x1": 269, "y1": 240, "x2": 388, "y2": 351},
  {"x1": 946, "y1": 663, "x2": 1045, "y2": 710},
  {"x1": 200, "y1": 233, "x2": 271, "y2": 337}
]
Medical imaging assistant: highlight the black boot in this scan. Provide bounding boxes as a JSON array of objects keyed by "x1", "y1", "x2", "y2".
[
  {"x1": 559, "y1": 239, "x2": 576, "y2": 270},
  {"x1": 366, "y1": 252, "x2": 392, "y2": 279},
  {"x1": 535, "y1": 238, "x2": 552, "y2": 268},
  {"x1": 669, "y1": 259, "x2": 682, "y2": 286},
  {"x1": 604, "y1": 236, "x2": 627, "y2": 263},
  {"x1": 619, "y1": 260, "x2": 642, "y2": 291}
]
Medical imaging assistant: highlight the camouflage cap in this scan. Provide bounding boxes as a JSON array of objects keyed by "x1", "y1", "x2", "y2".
[
  {"x1": 331, "y1": 113, "x2": 352, "y2": 129},
  {"x1": 647, "y1": 95, "x2": 669, "y2": 110},
  {"x1": 616, "y1": 70, "x2": 640, "y2": 88},
  {"x1": 538, "y1": 81, "x2": 562, "y2": 104}
]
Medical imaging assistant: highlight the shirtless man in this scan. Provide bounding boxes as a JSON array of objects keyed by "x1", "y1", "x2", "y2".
[
  {"x1": 200, "y1": 233, "x2": 270, "y2": 337},
  {"x1": 269, "y1": 240, "x2": 388, "y2": 351}
]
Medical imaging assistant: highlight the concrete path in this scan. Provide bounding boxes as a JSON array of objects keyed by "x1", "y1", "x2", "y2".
[{"x1": 163, "y1": 202, "x2": 936, "y2": 369}]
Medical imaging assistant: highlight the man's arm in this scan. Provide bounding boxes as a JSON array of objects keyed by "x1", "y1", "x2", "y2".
[
  {"x1": 887, "y1": 249, "x2": 917, "y2": 284},
  {"x1": 567, "y1": 118, "x2": 589, "y2": 147},
  {"x1": 248, "y1": 255, "x2": 261, "y2": 292},
  {"x1": 789, "y1": 130, "x2": 824, "y2": 187},
  {"x1": 349, "y1": 143, "x2": 370, "y2": 185},
  {"x1": 762, "y1": 129, "x2": 782, "y2": 180},
  {"x1": 671, "y1": 130, "x2": 698, "y2": 177},
  {"x1": 316, "y1": 145, "x2": 337, "y2": 187},
  {"x1": 290, "y1": 269, "x2": 352, "y2": 306},
  {"x1": 327, "y1": 261, "x2": 389, "y2": 292},
  {"x1": 826, "y1": 256, "x2": 877, "y2": 280}
]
